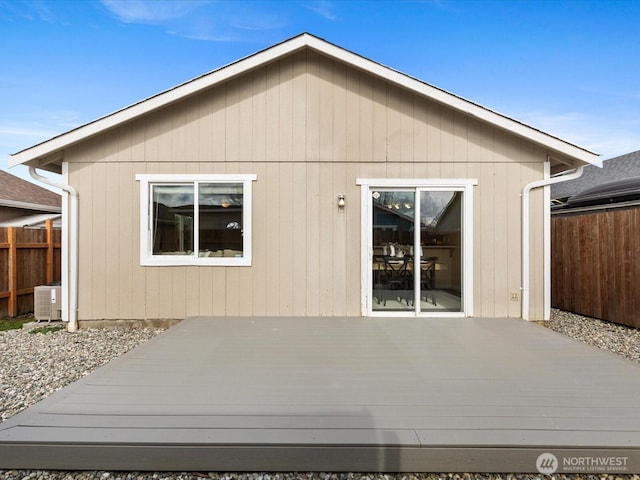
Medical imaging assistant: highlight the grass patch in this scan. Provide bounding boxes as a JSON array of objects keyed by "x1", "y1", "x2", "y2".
[
  {"x1": 0, "y1": 316, "x2": 34, "y2": 332},
  {"x1": 29, "y1": 325, "x2": 65, "y2": 334}
]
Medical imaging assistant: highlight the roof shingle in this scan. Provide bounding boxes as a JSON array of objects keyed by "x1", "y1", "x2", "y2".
[
  {"x1": 0, "y1": 169, "x2": 61, "y2": 209},
  {"x1": 551, "y1": 149, "x2": 640, "y2": 200}
]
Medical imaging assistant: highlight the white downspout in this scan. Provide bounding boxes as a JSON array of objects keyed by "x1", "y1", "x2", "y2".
[
  {"x1": 521, "y1": 161, "x2": 584, "y2": 321},
  {"x1": 29, "y1": 166, "x2": 79, "y2": 332},
  {"x1": 543, "y1": 161, "x2": 551, "y2": 321}
]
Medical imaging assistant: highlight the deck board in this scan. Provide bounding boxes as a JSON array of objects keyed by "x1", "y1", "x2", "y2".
[
  {"x1": 16, "y1": 412, "x2": 640, "y2": 431},
  {"x1": 1, "y1": 316, "x2": 639, "y2": 473}
]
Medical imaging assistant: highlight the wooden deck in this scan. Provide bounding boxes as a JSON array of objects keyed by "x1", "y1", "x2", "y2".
[{"x1": 1, "y1": 316, "x2": 639, "y2": 473}]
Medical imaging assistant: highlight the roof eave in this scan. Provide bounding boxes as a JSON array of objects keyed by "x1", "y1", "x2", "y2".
[
  {"x1": 9, "y1": 32, "x2": 601, "y2": 169},
  {"x1": 0, "y1": 198, "x2": 62, "y2": 212}
]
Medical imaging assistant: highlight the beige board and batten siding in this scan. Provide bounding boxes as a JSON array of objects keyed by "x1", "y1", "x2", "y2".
[{"x1": 66, "y1": 49, "x2": 546, "y2": 322}]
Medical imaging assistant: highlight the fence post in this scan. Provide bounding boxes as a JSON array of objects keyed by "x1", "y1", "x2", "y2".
[
  {"x1": 46, "y1": 219, "x2": 54, "y2": 284},
  {"x1": 8, "y1": 227, "x2": 17, "y2": 317}
]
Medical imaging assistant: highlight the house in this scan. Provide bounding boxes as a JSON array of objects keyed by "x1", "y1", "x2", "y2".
[
  {"x1": 551, "y1": 149, "x2": 640, "y2": 205},
  {"x1": 0, "y1": 169, "x2": 61, "y2": 227},
  {"x1": 8, "y1": 33, "x2": 601, "y2": 329},
  {"x1": 550, "y1": 149, "x2": 640, "y2": 328}
]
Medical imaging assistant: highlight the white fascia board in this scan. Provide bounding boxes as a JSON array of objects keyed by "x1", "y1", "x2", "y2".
[
  {"x1": 10, "y1": 32, "x2": 601, "y2": 168},
  {"x1": 0, "y1": 198, "x2": 62, "y2": 212}
]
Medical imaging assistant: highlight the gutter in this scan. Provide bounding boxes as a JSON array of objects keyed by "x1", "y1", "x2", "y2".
[
  {"x1": 0, "y1": 199, "x2": 61, "y2": 213},
  {"x1": 553, "y1": 198, "x2": 640, "y2": 216},
  {"x1": 521, "y1": 162, "x2": 584, "y2": 321},
  {"x1": 28, "y1": 167, "x2": 79, "y2": 332}
]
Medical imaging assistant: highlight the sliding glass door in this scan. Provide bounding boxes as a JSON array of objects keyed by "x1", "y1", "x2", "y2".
[{"x1": 369, "y1": 187, "x2": 464, "y2": 315}]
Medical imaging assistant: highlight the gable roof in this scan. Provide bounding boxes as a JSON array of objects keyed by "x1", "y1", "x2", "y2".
[
  {"x1": 0, "y1": 169, "x2": 61, "y2": 211},
  {"x1": 9, "y1": 33, "x2": 601, "y2": 170},
  {"x1": 551, "y1": 149, "x2": 640, "y2": 200}
]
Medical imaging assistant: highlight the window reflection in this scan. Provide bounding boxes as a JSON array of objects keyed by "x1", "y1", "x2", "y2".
[
  {"x1": 371, "y1": 189, "x2": 462, "y2": 313},
  {"x1": 198, "y1": 183, "x2": 243, "y2": 256},
  {"x1": 151, "y1": 183, "x2": 244, "y2": 258},
  {"x1": 152, "y1": 185, "x2": 194, "y2": 255}
]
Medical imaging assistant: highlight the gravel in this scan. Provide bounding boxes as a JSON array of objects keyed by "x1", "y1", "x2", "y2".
[
  {"x1": 1, "y1": 312, "x2": 639, "y2": 480},
  {"x1": 543, "y1": 308, "x2": 640, "y2": 363},
  {"x1": 0, "y1": 473, "x2": 636, "y2": 480},
  {"x1": 0, "y1": 326, "x2": 163, "y2": 422}
]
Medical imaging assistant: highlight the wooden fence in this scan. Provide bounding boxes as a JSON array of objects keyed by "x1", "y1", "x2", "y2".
[
  {"x1": 0, "y1": 220, "x2": 61, "y2": 318},
  {"x1": 552, "y1": 206, "x2": 640, "y2": 329}
]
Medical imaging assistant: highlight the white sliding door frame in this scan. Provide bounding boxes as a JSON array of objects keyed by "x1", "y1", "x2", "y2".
[{"x1": 357, "y1": 178, "x2": 477, "y2": 317}]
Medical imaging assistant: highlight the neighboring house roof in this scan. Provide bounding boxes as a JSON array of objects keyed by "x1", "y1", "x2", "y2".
[
  {"x1": 9, "y1": 33, "x2": 600, "y2": 171},
  {"x1": 551, "y1": 149, "x2": 640, "y2": 200},
  {"x1": 562, "y1": 177, "x2": 640, "y2": 209},
  {"x1": 0, "y1": 169, "x2": 61, "y2": 212}
]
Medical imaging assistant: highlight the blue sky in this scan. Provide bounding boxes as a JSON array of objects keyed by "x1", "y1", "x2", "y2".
[{"x1": 2, "y1": 0, "x2": 640, "y2": 182}]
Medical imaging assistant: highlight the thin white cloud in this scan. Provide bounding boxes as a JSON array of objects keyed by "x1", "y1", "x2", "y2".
[
  {"x1": 519, "y1": 110, "x2": 640, "y2": 159},
  {"x1": 0, "y1": 129, "x2": 42, "y2": 170},
  {"x1": 99, "y1": 0, "x2": 208, "y2": 24},
  {"x1": 0, "y1": 110, "x2": 80, "y2": 158},
  {"x1": 307, "y1": 0, "x2": 339, "y2": 21},
  {"x1": 0, "y1": 126, "x2": 59, "y2": 139},
  {"x1": 28, "y1": 0, "x2": 57, "y2": 22},
  {"x1": 0, "y1": 128, "x2": 56, "y2": 164},
  {"x1": 0, "y1": 0, "x2": 59, "y2": 23},
  {"x1": 99, "y1": 0, "x2": 289, "y2": 42}
]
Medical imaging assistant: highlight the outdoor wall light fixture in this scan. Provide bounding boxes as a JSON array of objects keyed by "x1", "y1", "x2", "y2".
[{"x1": 337, "y1": 194, "x2": 345, "y2": 208}]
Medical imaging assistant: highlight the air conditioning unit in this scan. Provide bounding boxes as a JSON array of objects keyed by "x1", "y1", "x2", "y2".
[{"x1": 34, "y1": 286, "x2": 62, "y2": 322}]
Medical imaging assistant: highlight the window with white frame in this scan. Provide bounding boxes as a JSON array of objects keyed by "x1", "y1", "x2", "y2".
[{"x1": 136, "y1": 174, "x2": 257, "y2": 266}]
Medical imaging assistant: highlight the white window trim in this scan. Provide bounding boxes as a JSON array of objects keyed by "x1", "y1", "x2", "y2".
[
  {"x1": 356, "y1": 178, "x2": 477, "y2": 317},
  {"x1": 136, "y1": 174, "x2": 257, "y2": 266}
]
